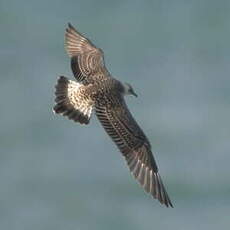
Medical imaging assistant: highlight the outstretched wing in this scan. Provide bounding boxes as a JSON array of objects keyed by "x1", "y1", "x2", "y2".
[
  {"x1": 96, "y1": 96, "x2": 173, "y2": 207},
  {"x1": 65, "y1": 23, "x2": 109, "y2": 84}
]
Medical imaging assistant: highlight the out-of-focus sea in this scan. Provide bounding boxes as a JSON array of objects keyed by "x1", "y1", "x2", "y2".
[{"x1": 1, "y1": 1, "x2": 229, "y2": 229}]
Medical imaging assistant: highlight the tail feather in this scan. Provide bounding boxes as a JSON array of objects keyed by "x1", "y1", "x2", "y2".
[{"x1": 53, "y1": 76, "x2": 93, "y2": 124}]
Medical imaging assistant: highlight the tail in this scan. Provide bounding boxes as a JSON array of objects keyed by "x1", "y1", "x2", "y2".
[{"x1": 53, "y1": 76, "x2": 93, "y2": 124}]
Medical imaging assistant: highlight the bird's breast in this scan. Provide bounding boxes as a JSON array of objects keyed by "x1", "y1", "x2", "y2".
[{"x1": 88, "y1": 79, "x2": 123, "y2": 106}]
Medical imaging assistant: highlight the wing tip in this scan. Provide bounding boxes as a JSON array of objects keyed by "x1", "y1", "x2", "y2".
[
  {"x1": 67, "y1": 22, "x2": 75, "y2": 31},
  {"x1": 152, "y1": 172, "x2": 174, "y2": 208},
  {"x1": 66, "y1": 22, "x2": 83, "y2": 38},
  {"x1": 125, "y1": 153, "x2": 173, "y2": 208},
  {"x1": 65, "y1": 23, "x2": 78, "y2": 38}
]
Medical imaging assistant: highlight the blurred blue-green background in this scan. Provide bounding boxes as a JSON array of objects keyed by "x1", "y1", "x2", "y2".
[{"x1": 1, "y1": 0, "x2": 230, "y2": 229}]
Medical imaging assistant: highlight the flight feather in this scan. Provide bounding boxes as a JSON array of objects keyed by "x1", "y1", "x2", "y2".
[
  {"x1": 95, "y1": 97, "x2": 173, "y2": 207},
  {"x1": 65, "y1": 23, "x2": 109, "y2": 84}
]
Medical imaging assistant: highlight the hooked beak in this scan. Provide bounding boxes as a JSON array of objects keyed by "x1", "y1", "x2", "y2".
[{"x1": 132, "y1": 91, "x2": 138, "y2": 97}]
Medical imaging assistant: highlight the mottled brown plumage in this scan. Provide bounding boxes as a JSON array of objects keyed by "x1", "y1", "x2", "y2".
[
  {"x1": 65, "y1": 23, "x2": 109, "y2": 84},
  {"x1": 53, "y1": 23, "x2": 173, "y2": 207}
]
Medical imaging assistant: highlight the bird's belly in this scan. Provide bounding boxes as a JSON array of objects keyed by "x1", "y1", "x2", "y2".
[{"x1": 91, "y1": 81, "x2": 122, "y2": 107}]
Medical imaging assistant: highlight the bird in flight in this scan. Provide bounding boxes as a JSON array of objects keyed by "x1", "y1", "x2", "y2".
[{"x1": 53, "y1": 23, "x2": 173, "y2": 207}]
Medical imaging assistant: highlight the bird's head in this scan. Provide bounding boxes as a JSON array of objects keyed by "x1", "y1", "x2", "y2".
[{"x1": 123, "y1": 83, "x2": 138, "y2": 97}]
